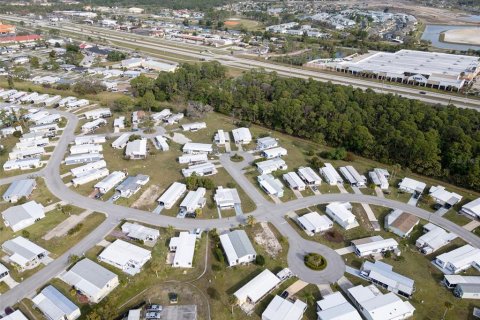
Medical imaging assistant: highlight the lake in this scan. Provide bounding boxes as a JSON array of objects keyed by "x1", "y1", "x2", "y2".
[{"x1": 421, "y1": 24, "x2": 480, "y2": 51}]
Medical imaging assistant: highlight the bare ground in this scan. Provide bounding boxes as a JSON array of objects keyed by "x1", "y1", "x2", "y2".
[
  {"x1": 132, "y1": 185, "x2": 163, "y2": 210},
  {"x1": 254, "y1": 222, "x2": 282, "y2": 258}
]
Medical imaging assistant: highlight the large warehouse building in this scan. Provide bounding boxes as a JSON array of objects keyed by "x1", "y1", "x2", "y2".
[{"x1": 312, "y1": 49, "x2": 480, "y2": 91}]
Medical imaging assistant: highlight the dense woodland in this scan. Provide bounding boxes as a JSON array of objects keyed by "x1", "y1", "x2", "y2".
[
  {"x1": 130, "y1": 62, "x2": 480, "y2": 192},
  {"x1": 79, "y1": 0, "x2": 227, "y2": 10}
]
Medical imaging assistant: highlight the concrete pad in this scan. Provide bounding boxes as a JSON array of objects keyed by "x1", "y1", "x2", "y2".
[
  {"x1": 337, "y1": 183, "x2": 348, "y2": 194},
  {"x1": 374, "y1": 187, "x2": 384, "y2": 198},
  {"x1": 284, "y1": 280, "x2": 308, "y2": 296},
  {"x1": 337, "y1": 276, "x2": 354, "y2": 291},
  {"x1": 335, "y1": 246, "x2": 355, "y2": 255},
  {"x1": 463, "y1": 219, "x2": 480, "y2": 231},
  {"x1": 269, "y1": 195, "x2": 282, "y2": 204},
  {"x1": 317, "y1": 284, "x2": 333, "y2": 296},
  {"x1": 435, "y1": 207, "x2": 450, "y2": 217},
  {"x1": 293, "y1": 189, "x2": 303, "y2": 199},
  {"x1": 3, "y1": 276, "x2": 19, "y2": 289},
  {"x1": 97, "y1": 239, "x2": 111, "y2": 247},
  {"x1": 42, "y1": 209, "x2": 93, "y2": 240},
  {"x1": 44, "y1": 201, "x2": 67, "y2": 212}
]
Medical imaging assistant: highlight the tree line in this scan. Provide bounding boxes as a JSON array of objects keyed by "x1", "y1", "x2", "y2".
[{"x1": 131, "y1": 62, "x2": 480, "y2": 191}]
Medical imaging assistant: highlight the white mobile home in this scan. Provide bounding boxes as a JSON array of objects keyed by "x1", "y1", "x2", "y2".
[
  {"x1": 74, "y1": 135, "x2": 106, "y2": 145},
  {"x1": 83, "y1": 108, "x2": 111, "y2": 120},
  {"x1": 283, "y1": 172, "x2": 306, "y2": 191},
  {"x1": 154, "y1": 135, "x2": 169, "y2": 151},
  {"x1": 151, "y1": 109, "x2": 171, "y2": 123},
  {"x1": 32, "y1": 285, "x2": 81, "y2": 320},
  {"x1": 429, "y1": 185, "x2": 462, "y2": 208},
  {"x1": 81, "y1": 119, "x2": 107, "y2": 133},
  {"x1": 369, "y1": 168, "x2": 390, "y2": 190},
  {"x1": 67, "y1": 99, "x2": 89, "y2": 109},
  {"x1": 112, "y1": 133, "x2": 131, "y2": 149},
  {"x1": 256, "y1": 137, "x2": 278, "y2": 150},
  {"x1": 125, "y1": 139, "x2": 147, "y2": 159},
  {"x1": 163, "y1": 113, "x2": 184, "y2": 125},
  {"x1": 98, "y1": 239, "x2": 151, "y2": 275},
  {"x1": 256, "y1": 158, "x2": 287, "y2": 175},
  {"x1": 25, "y1": 110, "x2": 49, "y2": 122},
  {"x1": 261, "y1": 147, "x2": 287, "y2": 159},
  {"x1": 42, "y1": 95, "x2": 62, "y2": 107},
  {"x1": 58, "y1": 96, "x2": 77, "y2": 107},
  {"x1": 2, "y1": 236, "x2": 49, "y2": 271},
  {"x1": 385, "y1": 210, "x2": 419, "y2": 238},
  {"x1": 416, "y1": 223, "x2": 457, "y2": 254},
  {"x1": 316, "y1": 292, "x2": 362, "y2": 320},
  {"x1": 29, "y1": 123, "x2": 59, "y2": 134},
  {"x1": 360, "y1": 261, "x2": 415, "y2": 298},
  {"x1": 3, "y1": 158, "x2": 41, "y2": 171},
  {"x1": 182, "y1": 162, "x2": 217, "y2": 177},
  {"x1": 2, "y1": 310, "x2": 29, "y2": 320},
  {"x1": 262, "y1": 296, "x2": 306, "y2": 320},
  {"x1": 70, "y1": 143, "x2": 103, "y2": 155},
  {"x1": 178, "y1": 153, "x2": 208, "y2": 164},
  {"x1": 232, "y1": 127, "x2": 252, "y2": 145},
  {"x1": 339, "y1": 166, "x2": 366, "y2": 187},
  {"x1": 434, "y1": 245, "x2": 480, "y2": 274},
  {"x1": 258, "y1": 174, "x2": 284, "y2": 197},
  {"x1": 234, "y1": 269, "x2": 281, "y2": 306},
  {"x1": 70, "y1": 160, "x2": 107, "y2": 177},
  {"x1": 157, "y1": 182, "x2": 187, "y2": 209},
  {"x1": 2, "y1": 201, "x2": 45, "y2": 232},
  {"x1": 398, "y1": 177, "x2": 426, "y2": 195},
  {"x1": 220, "y1": 230, "x2": 257, "y2": 267},
  {"x1": 65, "y1": 153, "x2": 104, "y2": 165},
  {"x1": 297, "y1": 212, "x2": 333, "y2": 235},
  {"x1": 454, "y1": 283, "x2": 480, "y2": 299},
  {"x1": 214, "y1": 129, "x2": 230, "y2": 145},
  {"x1": 169, "y1": 232, "x2": 197, "y2": 268},
  {"x1": 113, "y1": 116, "x2": 125, "y2": 131},
  {"x1": 14, "y1": 138, "x2": 49, "y2": 150},
  {"x1": 2, "y1": 179, "x2": 36, "y2": 203},
  {"x1": 325, "y1": 202, "x2": 358, "y2": 229},
  {"x1": 351, "y1": 236, "x2": 399, "y2": 257},
  {"x1": 182, "y1": 142, "x2": 213, "y2": 154},
  {"x1": 297, "y1": 167, "x2": 322, "y2": 186},
  {"x1": 9, "y1": 146, "x2": 45, "y2": 160},
  {"x1": 320, "y1": 163, "x2": 343, "y2": 185},
  {"x1": 94, "y1": 171, "x2": 126, "y2": 194},
  {"x1": 121, "y1": 222, "x2": 159, "y2": 242},
  {"x1": 182, "y1": 122, "x2": 207, "y2": 132},
  {"x1": 33, "y1": 114, "x2": 61, "y2": 125},
  {"x1": 72, "y1": 168, "x2": 109, "y2": 186},
  {"x1": 180, "y1": 188, "x2": 206, "y2": 213},
  {"x1": 115, "y1": 175, "x2": 150, "y2": 198},
  {"x1": 214, "y1": 187, "x2": 241, "y2": 209},
  {"x1": 460, "y1": 198, "x2": 480, "y2": 219}
]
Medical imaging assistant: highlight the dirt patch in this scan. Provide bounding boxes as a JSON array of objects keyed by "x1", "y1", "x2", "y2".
[
  {"x1": 443, "y1": 28, "x2": 480, "y2": 45},
  {"x1": 132, "y1": 185, "x2": 163, "y2": 210},
  {"x1": 323, "y1": 230, "x2": 344, "y2": 243},
  {"x1": 171, "y1": 132, "x2": 191, "y2": 145},
  {"x1": 254, "y1": 222, "x2": 282, "y2": 257},
  {"x1": 225, "y1": 20, "x2": 240, "y2": 27}
]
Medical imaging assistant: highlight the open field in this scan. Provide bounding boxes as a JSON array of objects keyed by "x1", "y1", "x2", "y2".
[{"x1": 443, "y1": 28, "x2": 480, "y2": 45}]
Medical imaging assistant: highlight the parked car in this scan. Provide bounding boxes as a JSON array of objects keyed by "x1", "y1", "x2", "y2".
[
  {"x1": 146, "y1": 304, "x2": 163, "y2": 312},
  {"x1": 145, "y1": 312, "x2": 161, "y2": 320}
]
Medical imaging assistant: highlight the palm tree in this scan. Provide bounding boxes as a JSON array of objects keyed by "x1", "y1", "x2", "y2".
[{"x1": 246, "y1": 215, "x2": 256, "y2": 227}]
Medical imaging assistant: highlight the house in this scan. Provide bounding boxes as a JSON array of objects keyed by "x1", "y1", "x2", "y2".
[
  {"x1": 454, "y1": 283, "x2": 480, "y2": 299},
  {"x1": 58, "y1": 97, "x2": 77, "y2": 107},
  {"x1": 121, "y1": 222, "x2": 159, "y2": 242},
  {"x1": 434, "y1": 244, "x2": 480, "y2": 274},
  {"x1": 262, "y1": 296, "x2": 306, "y2": 320},
  {"x1": 71, "y1": 168, "x2": 109, "y2": 186},
  {"x1": 460, "y1": 198, "x2": 480, "y2": 219},
  {"x1": 429, "y1": 185, "x2": 462, "y2": 208},
  {"x1": 70, "y1": 160, "x2": 107, "y2": 177},
  {"x1": 182, "y1": 122, "x2": 207, "y2": 132},
  {"x1": 180, "y1": 188, "x2": 206, "y2": 214},
  {"x1": 258, "y1": 174, "x2": 284, "y2": 197},
  {"x1": 59, "y1": 258, "x2": 119, "y2": 303},
  {"x1": 297, "y1": 212, "x2": 333, "y2": 235},
  {"x1": 256, "y1": 158, "x2": 288, "y2": 175},
  {"x1": 316, "y1": 291, "x2": 362, "y2": 320},
  {"x1": 234, "y1": 269, "x2": 281, "y2": 307},
  {"x1": 43, "y1": 95, "x2": 62, "y2": 107},
  {"x1": 325, "y1": 202, "x2": 358, "y2": 229},
  {"x1": 214, "y1": 129, "x2": 230, "y2": 145},
  {"x1": 384, "y1": 210, "x2": 419, "y2": 238},
  {"x1": 169, "y1": 232, "x2": 196, "y2": 268},
  {"x1": 369, "y1": 168, "x2": 390, "y2": 190},
  {"x1": 443, "y1": 275, "x2": 480, "y2": 289},
  {"x1": 70, "y1": 144, "x2": 103, "y2": 155},
  {"x1": 2, "y1": 236, "x2": 49, "y2": 271},
  {"x1": 2, "y1": 179, "x2": 36, "y2": 203},
  {"x1": 232, "y1": 127, "x2": 252, "y2": 145},
  {"x1": 157, "y1": 182, "x2": 187, "y2": 209},
  {"x1": 20, "y1": 132, "x2": 47, "y2": 143},
  {"x1": 416, "y1": 223, "x2": 457, "y2": 254},
  {"x1": 83, "y1": 108, "x2": 111, "y2": 120},
  {"x1": 14, "y1": 138, "x2": 49, "y2": 150},
  {"x1": 125, "y1": 139, "x2": 147, "y2": 159},
  {"x1": 297, "y1": 167, "x2": 322, "y2": 186},
  {"x1": 2, "y1": 201, "x2": 45, "y2": 232},
  {"x1": 115, "y1": 175, "x2": 150, "y2": 198},
  {"x1": 3, "y1": 158, "x2": 42, "y2": 171},
  {"x1": 351, "y1": 236, "x2": 399, "y2": 257},
  {"x1": 154, "y1": 135, "x2": 169, "y2": 151},
  {"x1": 178, "y1": 153, "x2": 208, "y2": 164},
  {"x1": 256, "y1": 137, "x2": 278, "y2": 150},
  {"x1": 112, "y1": 133, "x2": 131, "y2": 149},
  {"x1": 94, "y1": 171, "x2": 126, "y2": 194},
  {"x1": 151, "y1": 109, "x2": 172, "y2": 123},
  {"x1": 339, "y1": 166, "x2": 366, "y2": 187},
  {"x1": 33, "y1": 114, "x2": 62, "y2": 126},
  {"x1": 283, "y1": 172, "x2": 306, "y2": 191},
  {"x1": 81, "y1": 119, "x2": 107, "y2": 133},
  {"x1": 113, "y1": 116, "x2": 125, "y2": 131},
  {"x1": 262, "y1": 147, "x2": 287, "y2": 159},
  {"x1": 98, "y1": 239, "x2": 151, "y2": 275},
  {"x1": 2, "y1": 310, "x2": 29, "y2": 320},
  {"x1": 347, "y1": 285, "x2": 415, "y2": 320},
  {"x1": 29, "y1": 123, "x2": 59, "y2": 134},
  {"x1": 9, "y1": 146, "x2": 45, "y2": 160},
  {"x1": 182, "y1": 142, "x2": 213, "y2": 154},
  {"x1": 398, "y1": 177, "x2": 426, "y2": 195},
  {"x1": 68, "y1": 99, "x2": 90, "y2": 109},
  {"x1": 220, "y1": 230, "x2": 257, "y2": 267},
  {"x1": 320, "y1": 163, "x2": 343, "y2": 185},
  {"x1": 32, "y1": 285, "x2": 81, "y2": 320},
  {"x1": 214, "y1": 187, "x2": 241, "y2": 209},
  {"x1": 360, "y1": 261, "x2": 415, "y2": 298},
  {"x1": 182, "y1": 162, "x2": 217, "y2": 177},
  {"x1": 163, "y1": 113, "x2": 184, "y2": 124}
]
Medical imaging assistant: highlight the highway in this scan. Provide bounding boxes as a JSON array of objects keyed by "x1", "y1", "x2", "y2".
[{"x1": 2, "y1": 15, "x2": 480, "y2": 110}]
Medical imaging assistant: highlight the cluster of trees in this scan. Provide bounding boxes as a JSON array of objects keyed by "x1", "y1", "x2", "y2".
[
  {"x1": 106, "y1": 50, "x2": 127, "y2": 62},
  {"x1": 73, "y1": 79, "x2": 106, "y2": 95},
  {"x1": 184, "y1": 174, "x2": 216, "y2": 190},
  {"x1": 131, "y1": 62, "x2": 480, "y2": 191}
]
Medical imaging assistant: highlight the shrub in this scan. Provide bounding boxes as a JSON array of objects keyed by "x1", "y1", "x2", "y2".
[
  {"x1": 207, "y1": 287, "x2": 220, "y2": 300},
  {"x1": 211, "y1": 264, "x2": 222, "y2": 272},
  {"x1": 230, "y1": 153, "x2": 244, "y2": 162},
  {"x1": 304, "y1": 253, "x2": 327, "y2": 270},
  {"x1": 67, "y1": 223, "x2": 83, "y2": 235},
  {"x1": 255, "y1": 255, "x2": 265, "y2": 266},
  {"x1": 214, "y1": 247, "x2": 224, "y2": 263}
]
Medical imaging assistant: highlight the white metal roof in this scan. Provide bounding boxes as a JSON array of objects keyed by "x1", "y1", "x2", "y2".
[
  {"x1": 94, "y1": 171, "x2": 126, "y2": 192},
  {"x1": 352, "y1": 236, "x2": 398, "y2": 255},
  {"x1": 99, "y1": 239, "x2": 151, "y2": 267},
  {"x1": 112, "y1": 133, "x2": 131, "y2": 149},
  {"x1": 362, "y1": 261, "x2": 415, "y2": 296},
  {"x1": 2, "y1": 179, "x2": 36, "y2": 200},
  {"x1": 316, "y1": 292, "x2": 362, "y2": 320},
  {"x1": 262, "y1": 147, "x2": 287, "y2": 158},
  {"x1": 126, "y1": 139, "x2": 147, "y2": 156},
  {"x1": 232, "y1": 127, "x2": 252, "y2": 143},
  {"x1": 326, "y1": 202, "x2": 354, "y2": 222},
  {"x1": 283, "y1": 172, "x2": 306, "y2": 189},
  {"x1": 182, "y1": 162, "x2": 216, "y2": 177},
  {"x1": 157, "y1": 182, "x2": 187, "y2": 206},
  {"x1": 2, "y1": 200, "x2": 45, "y2": 231},
  {"x1": 436, "y1": 245, "x2": 480, "y2": 270},
  {"x1": 2, "y1": 236, "x2": 48, "y2": 267},
  {"x1": 256, "y1": 158, "x2": 287, "y2": 173},
  {"x1": 339, "y1": 166, "x2": 365, "y2": 185},
  {"x1": 180, "y1": 188, "x2": 206, "y2": 210},
  {"x1": 2, "y1": 310, "x2": 29, "y2": 320},
  {"x1": 170, "y1": 232, "x2": 196, "y2": 268},
  {"x1": 219, "y1": 230, "x2": 256, "y2": 265},
  {"x1": 178, "y1": 153, "x2": 208, "y2": 164},
  {"x1": 320, "y1": 163, "x2": 343, "y2": 183},
  {"x1": 417, "y1": 224, "x2": 456, "y2": 251},
  {"x1": 297, "y1": 212, "x2": 332, "y2": 231},
  {"x1": 214, "y1": 187, "x2": 241, "y2": 207},
  {"x1": 234, "y1": 269, "x2": 280, "y2": 303},
  {"x1": 444, "y1": 275, "x2": 480, "y2": 286},
  {"x1": 398, "y1": 177, "x2": 426, "y2": 193},
  {"x1": 32, "y1": 285, "x2": 80, "y2": 320},
  {"x1": 121, "y1": 222, "x2": 159, "y2": 241},
  {"x1": 461, "y1": 198, "x2": 480, "y2": 218},
  {"x1": 429, "y1": 185, "x2": 462, "y2": 205},
  {"x1": 71, "y1": 168, "x2": 109, "y2": 186},
  {"x1": 182, "y1": 122, "x2": 206, "y2": 131},
  {"x1": 71, "y1": 160, "x2": 107, "y2": 177},
  {"x1": 298, "y1": 166, "x2": 322, "y2": 184},
  {"x1": 262, "y1": 296, "x2": 306, "y2": 320},
  {"x1": 70, "y1": 143, "x2": 103, "y2": 155},
  {"x1": 258, "y1": 174, "x2": 284, "y2": 195},
  {"x1": 182, "y1": 142, "x2": 213, "y2": 153}
]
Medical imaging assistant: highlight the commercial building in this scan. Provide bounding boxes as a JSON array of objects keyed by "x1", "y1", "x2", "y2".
[
  {"x1": 360, "y1": 261, "x2": 415, "y2": 298},
  {"x1": 60, "y1": 258, "x2": 119, "y2": 303},
  {"x1": 434, "y1": 244, "x2": 480, "y2": 274},
  {"x1": 234, "y1": 269, "x2": 281, "y2": 306},
  {"x1": 94, "y1": 171, "x2": 126, "y2": 194},
  {"x1": 351, "y1": 236, "x2": 398, "y2": 257},
  {"x1": 283, "y1": 172, "x2": 306, "y2": 191},
  {"x1": 2, "y1": 236, "x2": 49, "y2": 271},
  {"x1": 125, "y1": 139, "x2": 147, "y2": 159},
  {"x1": 333, "y1": 49, "x2": 480, "y2": 91},
  {"x1": 180, "y1": 188, "x2": 206, "y2": 213},
  {"x1": 384, "y1": 210, "x2": 419, "y2": 238},
  {"x1": 2, "y1": 201, "x2": 45, "y2": 232},
  {"x1": 182, "y1": 122, "x2": 207, "y2": 132},
  {"x1": 98, "y1": 239, "x2": 151, "y2": 275},
  {"x1": 70, "y1": 160, "x2": 106, "y2": 177},
  {"x1": 214, "y1": 129, "x2": 230, "y2": 145},
  {"x1": 178, "y1": 153, "x2": 208, "y2": 164},
  {"x1": 112, "y1": 133, "x2": 131, "y2": 149},
  {"x1": 258, "y1": 174, "x2": 284, "y2": 197},
  {"x1": 256, "y1": 158, "x2": 288, "y2": 175},
  {"x1": 182, "y1": 162, "x2": 217, "y2": 177},
  {"x1": 339, "y1": 166, "x2": 366, "y2": 187},
  {"x1": 428, "y1": 185, "x2": 462, "y2": 208},
  {"x1": 32, "y1": 285, "x2": 81, "y2": 320},
  {"x1": 320, "y1": 163, "x2": 343, "y2": 185},
  {"x1": 297, "y1": 167, "x2": 322, "y2": 186},
  {"x1": 416, "y1": 223, "x2": 457, "y2": 254},
  {"x1": 142, "y1": 60, "x2": 178, "y2": 72},
  {"x1": 369, "y1": 168, "x2": 390, "y2": 190},
  {"x1": 169, "y1": 232, "x2": 197, "y2": 268},
  {"x1": 460, "y1": 198, "x2": 480, "y2": 219},
  {"x1": 232, "y1": 127, "x2": 252, "y2": 145},
  {"x1": 115, "y1": 175, "x2": 150, "y2": 198},
  {"x1": 347, "y1": 285, "x2": 415, "y2": 320},
  {"x1": 3, "y1": 158, "x2": 42, "y2": 171},
  {"x1": 256, "y1": 137, "x2": 278, "y2": 150},
  {"x1": 157, "y1": 182, "x2": 187, "y2": 209},
  {"x1": 71, "y1": 168, "x2": 109, "y2": 186},
  {"x1": 262, "y1": 296, "x2": 306, "y2": 320},
  {"x1": 316, "y1": 292, "x2": 362, "y2": 320},
  {"x1": 154, "y1": 135, "x2": 169, "y2": 151},
  {"x1": 121, "y1": 222, "x2": 159, "y2": 242},
  {"x1": 214, "y1": 187, "x2": 241, "y2": 209},
  {"x1": 182, "y1": 142, "x2": 213, "y2": 154},
  {"x1": 220, "y1": 230, "x2": 257, "y2": 267},
  {"x1": 325, "y1": 202, "x2": 358, "y2": 229},
  {"x1": 297, "y1": 212, "x2": 333, "y2": 235},
  {"x1": 261, "y1": 147, "x2": 287, "y2": 159},
  {"x1": 398, "y1": 177, "x2": 426, "y2": 195},
  {"x1": 70, "y1": 144, "x2": 103, "y2": 155},
  {"x1": 2, "y1": 179, "x2": 36, "y2": 203}
]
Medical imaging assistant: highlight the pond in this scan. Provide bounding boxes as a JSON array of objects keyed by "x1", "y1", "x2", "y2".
[{"x1": 421, "y1": 24, "x2": 480, "y2": 51}]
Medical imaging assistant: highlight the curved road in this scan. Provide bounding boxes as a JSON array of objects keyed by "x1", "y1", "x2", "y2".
[{"x1": 0, "y1": 108, "x2": 479, "y2": 309}]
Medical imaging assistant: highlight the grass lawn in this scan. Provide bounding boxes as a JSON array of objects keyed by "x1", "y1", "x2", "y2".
[{"x1": 443, "y1": 211, "x2": 472, "y2": 226}]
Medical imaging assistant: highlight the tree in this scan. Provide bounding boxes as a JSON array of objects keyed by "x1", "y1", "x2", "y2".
[
  {"x1": 12, "y1": 66, "x2": 30, "y2": 79},
  {"x1": 111, "y1": 96, "x2": 133, "y2": 113},
  {"x1": 150, "y1": 259, "x2": 162, "y2": 278},
  {"x1": 130, "y1": 74, "x2": 154, "y2": 97},
  {"x1": 139, "y1": 90, "x2": 156, "y2": 112},
  {"x1": 106, "y1": 50, "x2": 127, "y2": 62},
  {"x1": 68, "y1": 254, "x2": 80, "y2": 264},
  {"x1": 29, "y1": 56, "x2": 40, "y2": 68},
  {"x1": 246, "y1": 215, "x2": 256, "y2": 227},
  {"x1": 62, "y1": 204, "x2": 73, "y2": 215},
  {"x1": 255, "y1": 255, "x2": 265, "y2": 266},
  {"x1": 207, "y1": 287, "x2": 220, "y2": 300},
  {"x1": 73, "y1": 79, "x2": 106, "y2": 95},
  {"x1": 7, "y1": 76, "x2": 14, "y2": 88}
]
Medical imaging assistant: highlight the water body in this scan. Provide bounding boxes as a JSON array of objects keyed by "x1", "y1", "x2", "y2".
[
  {"x1": 464, "y1": 15, "x2": 480, "y2": 22},
  {"x1": 421, "y1": 24, "x2": 480, "y2": 51}
]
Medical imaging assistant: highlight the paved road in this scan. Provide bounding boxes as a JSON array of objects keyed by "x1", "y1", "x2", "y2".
[{"x1": 1, "y1": 107, "x2": 480, "y2": 308}]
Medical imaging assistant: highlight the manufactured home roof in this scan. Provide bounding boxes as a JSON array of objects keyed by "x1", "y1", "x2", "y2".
[
  {"x1": 362, "y1": 261, "x2": 415, "y2": 296},
  {"x1": 232, "y1": 127, "x2": 252, "y2": 143},
  {"x1": 262, "y1": 296, "x2": 306, "y2": 320},
  {"x1": 3, "y1": 179, "x2": 36, "y2": 200},
  {"x1": 283, "y1": 172, "x2": 306, "y2": 189},
  {"x1": 316, "y1": 292, "x2": 362, "y2": 320},
  {"x1": 170, "y1": 232, "x2": 196, "y2": 267},
  {"x1": 157, "y1": 182, "x2": 186, "y2": 205},
  {"x1": 326, "y1": 202, "x2": 354, "y2": 222},
  {"x1": 220, "y1": 230, "x2": 256, "y2": 264},
  {"x1": 2, "y1": 201, "x2": 44, "y2": 229},
  {"x1": 32, "y1": 285, "x2": 79, "y2": 320},
  {"x1": 387, "y1": 210, "x2": 419, "y2": 234},
  {"x1": 99, "y1": 239, "x2": 151, "y2": 266},
  {"x1": 2, "y1": 310, "x2": 29, "y2": 320},
  {"x1": 461, "y1": 198, "x2": 480, "y2": 218},
  {"x1": 234, "y1": 269, "x2": 280, "y2": 303},
  {"x1": 298, "y1": 166, "x2": 322, "y2": 184},
  {"x1": 436, "y1": 245, "x2": 480, "y2": 269},
  {"x1": 352, "y1": 236, "x2": 398, "y2": 254},
  {"x1": 121, "y1": 222, "x2": 159, "y2": 241},
  {"x1": 214, "y1": 187, "x2": 241, "y2": 206},
  {"x1": 2, "y1": 236, "x2": 47, "y2": 266},
  {"x1": 398, "y1": 177, "x2": 426, "y2": 192},
  {"x1": 444, "y1": 275, "x2": 480, "y2": 286},
  {"x1": 298, "y1": 212, "x2": 333, "y2": 232}
]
